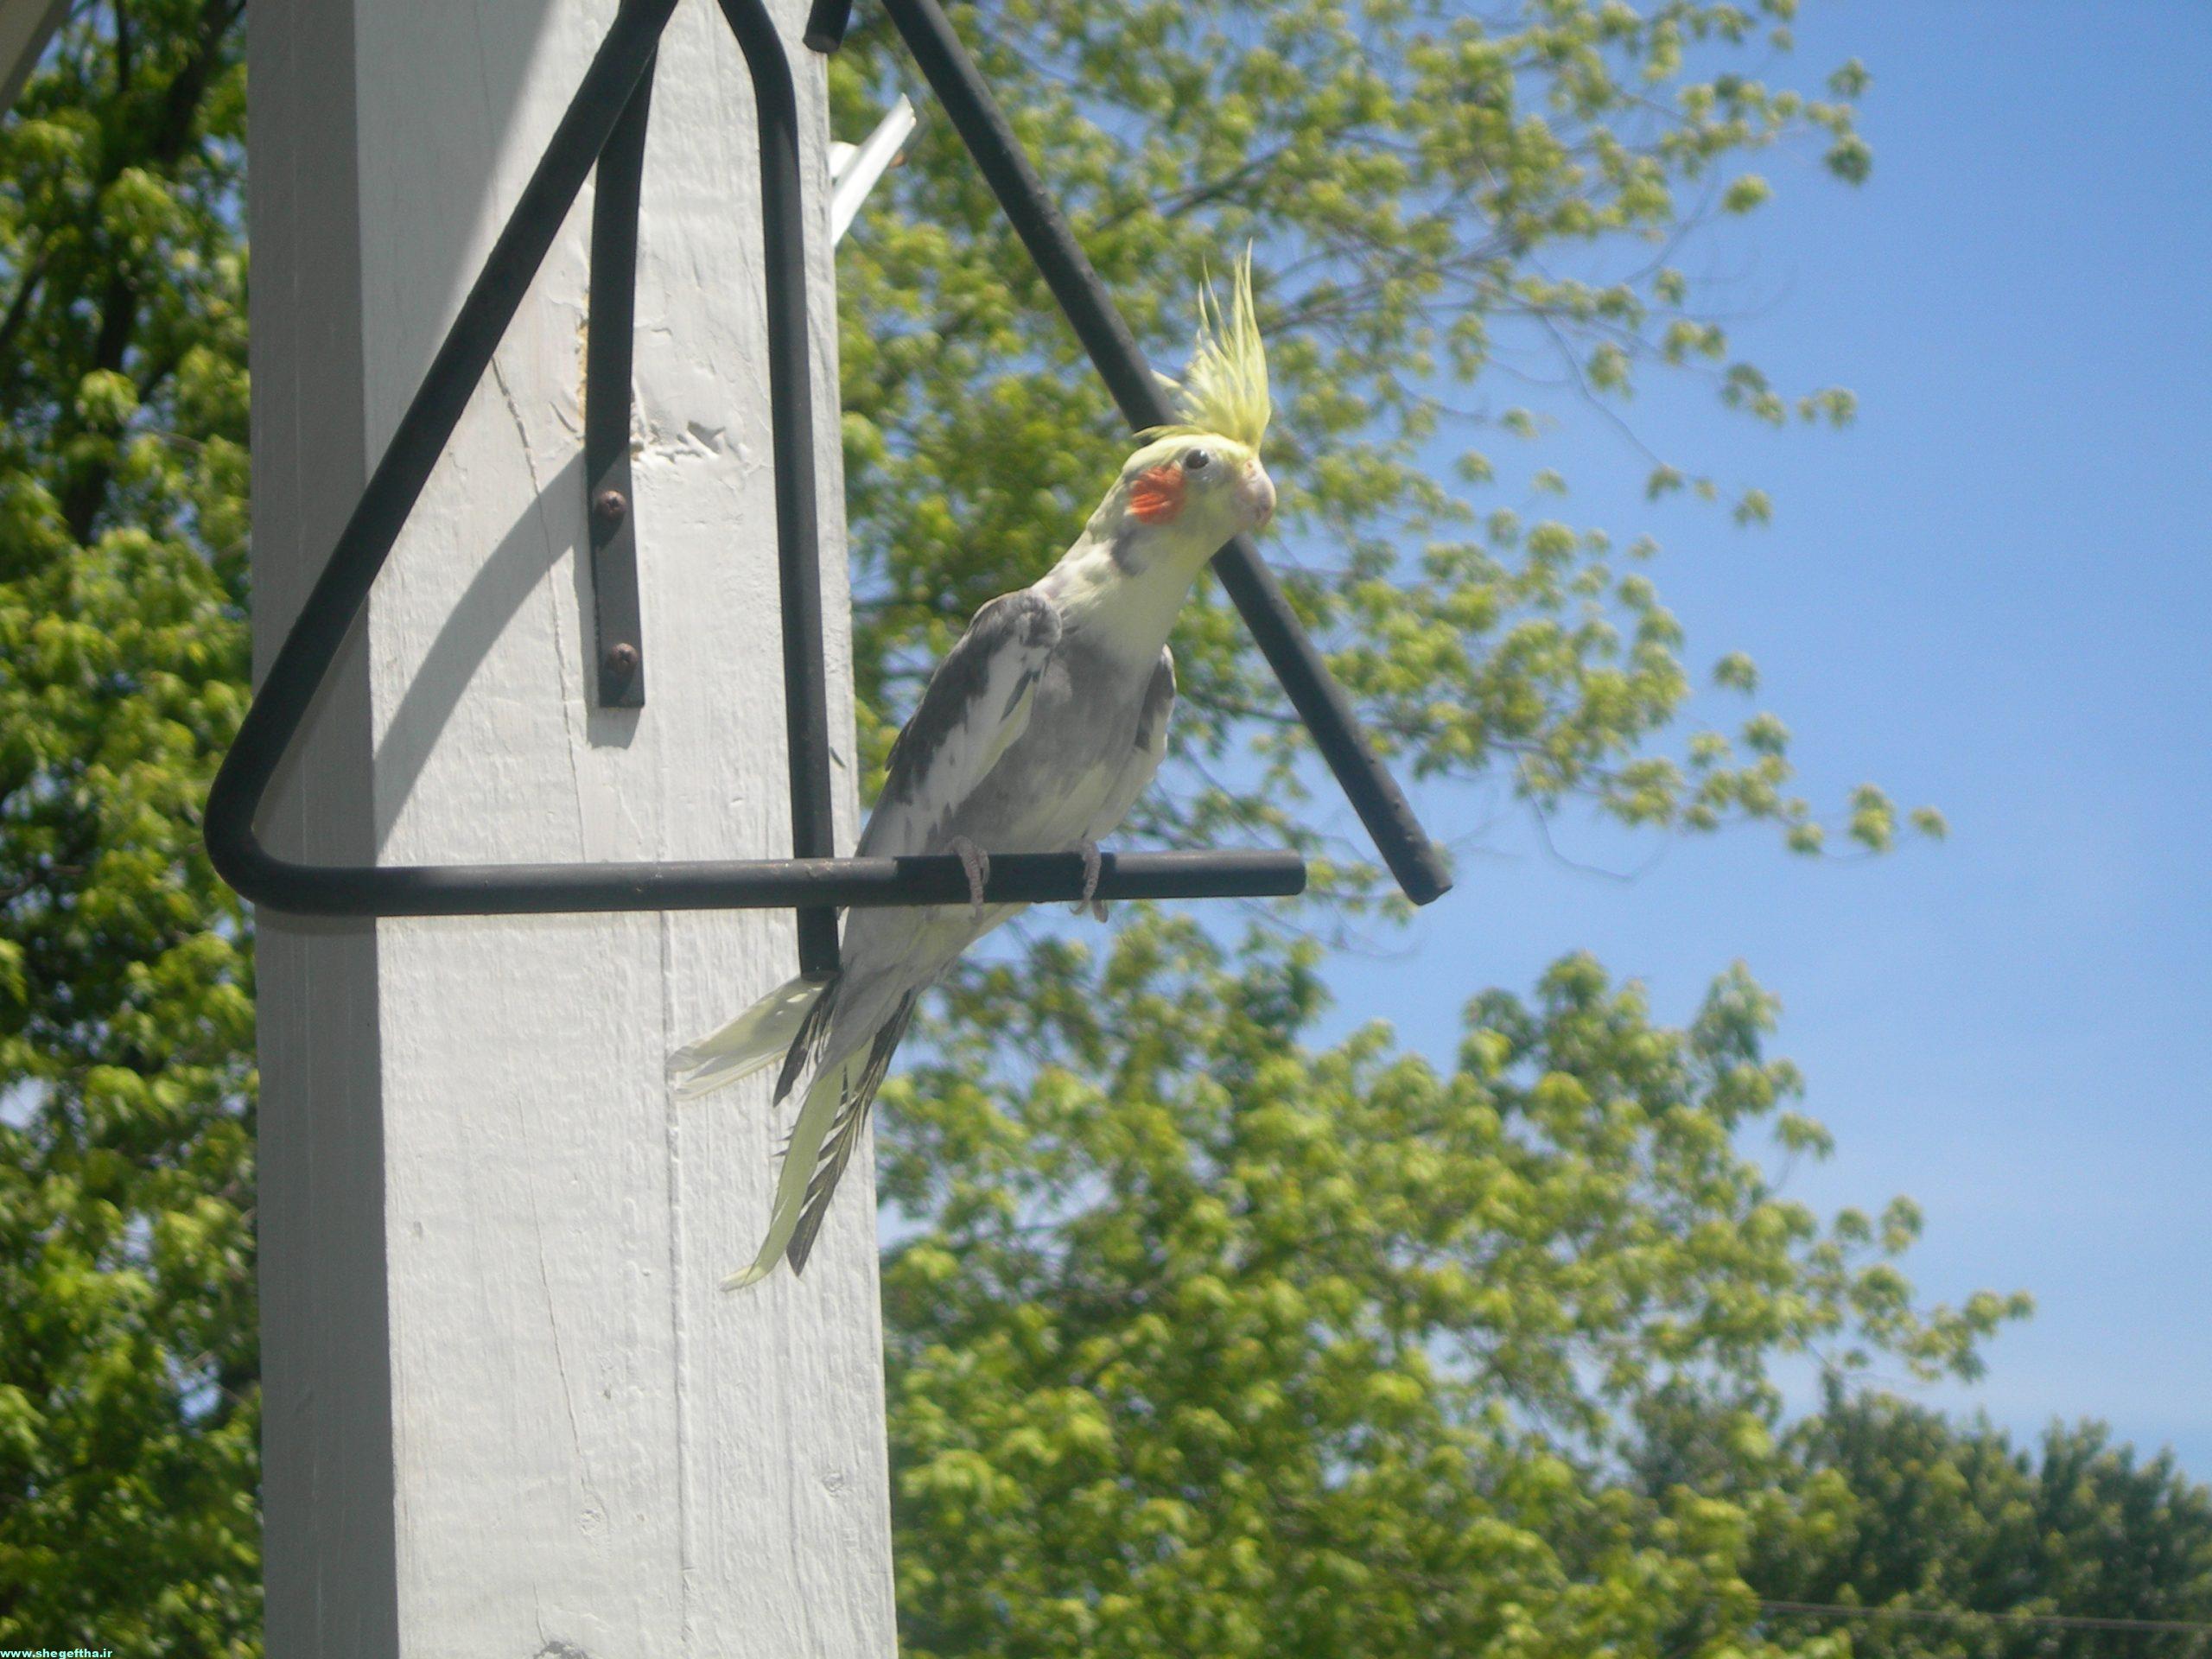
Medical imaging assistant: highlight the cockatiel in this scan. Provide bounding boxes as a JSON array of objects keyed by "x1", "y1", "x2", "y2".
[{"x1": 670, "y1": 257, "x2": 1277, "y2": 1288}]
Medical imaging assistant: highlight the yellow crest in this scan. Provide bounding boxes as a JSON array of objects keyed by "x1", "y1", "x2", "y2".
[{"x1": 1144, "y1": 250, "x2": 1270, "y2": 454}]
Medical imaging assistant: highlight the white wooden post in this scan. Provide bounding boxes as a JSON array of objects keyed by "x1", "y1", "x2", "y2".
[{"x1": 249, "y1": 3, "x2": 898, "y2": 1653}]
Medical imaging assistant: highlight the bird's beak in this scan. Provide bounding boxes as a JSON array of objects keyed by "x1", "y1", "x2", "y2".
[{"x1": 1242, "y1": 460, "x2": 1277, "y2": 530}]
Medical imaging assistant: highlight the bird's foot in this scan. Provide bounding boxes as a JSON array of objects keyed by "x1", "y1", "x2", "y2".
[
  {"x1": 1071, "y1": 840, "x2": 1109, "y2": 923},
  {"x1": 946, "y1": 836, "x2": 991, "y2": 921}
]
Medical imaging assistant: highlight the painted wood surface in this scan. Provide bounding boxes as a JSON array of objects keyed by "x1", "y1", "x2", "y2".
[{"x1": 250, "y1": 3, "x2": 897, "y2": 1653}]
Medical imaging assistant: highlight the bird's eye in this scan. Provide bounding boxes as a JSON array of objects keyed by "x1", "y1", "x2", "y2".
[{"x1": 1184, "y1": 448, "x2": 1212, "y2": 473}]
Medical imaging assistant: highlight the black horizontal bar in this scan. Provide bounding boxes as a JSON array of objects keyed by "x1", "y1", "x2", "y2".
[
  {"x1": 878, "y1": 0, "x2": 1452, "y2": 907},
  {"x1": 207, "y1": 848, "x2": 1303, "y2": 918}
]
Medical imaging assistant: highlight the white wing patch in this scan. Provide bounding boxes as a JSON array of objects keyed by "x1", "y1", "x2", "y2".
[{"x1": 861, "y1": 589, "x2": 1062, "y2": 858}]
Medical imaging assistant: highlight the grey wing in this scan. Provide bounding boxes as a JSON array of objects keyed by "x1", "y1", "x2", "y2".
[
  {"x1": 860, "y1": 589, "x2": 1062, "y2": 858},
  {"x1": 1084, "y1": 646, "x2": 1177, "y2": 842}
]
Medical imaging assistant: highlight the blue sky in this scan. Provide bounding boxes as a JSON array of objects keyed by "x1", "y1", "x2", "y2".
[{"x1": 1322, "y1": 3, "x2": 2212, "y2": 1471}]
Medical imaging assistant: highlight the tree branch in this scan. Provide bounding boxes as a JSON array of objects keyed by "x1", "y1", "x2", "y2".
[
  {"x1": 54, "y1": 0, "x2": 242, "y2": 542},
  {"x1": 0, "y1": 250, "x2": 51, "y2": 372}
]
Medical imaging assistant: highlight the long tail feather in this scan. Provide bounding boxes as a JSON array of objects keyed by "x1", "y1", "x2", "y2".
[
  {"x1": 667, "y1": 973, "x2": 834, "y2": 1101},
  {"x1": 785, "y1": 996, "x2": 916, "y2": 1276},
  {"x1": 723, "y1": 992, "x2": 918, "y2": 1290},
  {"x1": 772, "y1": 975, "x2": 838, "y2": 1106}
]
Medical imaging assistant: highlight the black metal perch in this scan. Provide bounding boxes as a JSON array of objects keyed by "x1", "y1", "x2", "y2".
[{"x1": 200, "y1": 0, "x2": 1448, "y2": 980}]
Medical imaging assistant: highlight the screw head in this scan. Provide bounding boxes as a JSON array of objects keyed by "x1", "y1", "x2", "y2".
[
  {"x1": 592, "y1": 487, "x2": 628, "y2": 528},
  {"x1": 603, "y1": 642, "x2": 640, "y2": 679}
]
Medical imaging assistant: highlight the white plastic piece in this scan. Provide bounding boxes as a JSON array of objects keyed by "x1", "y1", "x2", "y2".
[{"x1": 829, "y1": 96, "x2": 918, "y2": 246}]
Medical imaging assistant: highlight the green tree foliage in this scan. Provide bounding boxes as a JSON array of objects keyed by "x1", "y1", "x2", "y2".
[
  {"x1": 881, "y1": 925, "x2": 2018, "y2": 1656},
  {"x1": 0, "y1": 1, "x2": 256, "y2": 1649},
  {"x1": 1742, "y1": 1394, "x2": 2212, "y2": 1658}
]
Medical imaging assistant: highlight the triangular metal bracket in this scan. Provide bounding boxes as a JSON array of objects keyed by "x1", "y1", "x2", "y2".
[{"x1": 204, "y1": 0, "x2": 1446, "y2": 980}]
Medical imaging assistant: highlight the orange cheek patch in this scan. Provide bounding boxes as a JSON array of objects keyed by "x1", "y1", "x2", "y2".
[{"x1": 1129, "y1": 465, "x2": 1186, "y2": 524}]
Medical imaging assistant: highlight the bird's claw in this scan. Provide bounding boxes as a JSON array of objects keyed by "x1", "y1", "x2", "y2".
[
  {"x1": 1071, "y1": 840, "x2": 1109, "y2": 924},
  {"x1": 947, "y1": 836, "x2": 990, "y2": 921}
]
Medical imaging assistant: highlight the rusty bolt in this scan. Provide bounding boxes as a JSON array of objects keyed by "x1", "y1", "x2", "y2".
[
  {"x1": 603, "y1": 642, "x2": 640, "y2": 679},
  {"x1": 592, "y1": 487, "x2": 628, "y2": 528}
]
